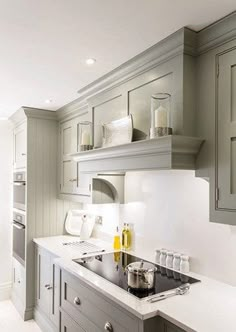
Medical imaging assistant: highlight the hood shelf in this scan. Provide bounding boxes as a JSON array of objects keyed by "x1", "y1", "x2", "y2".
[{"x1": 72, "y1": 135, "x2": 204, "y2": 173}]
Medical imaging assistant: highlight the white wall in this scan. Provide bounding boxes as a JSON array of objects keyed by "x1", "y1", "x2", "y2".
[
  {"x1": 0, "y1": 121, "x2": 12, "y2": 300},
  {"x1": 89, "y1": 170, "x2": 236, "y2": 286}
]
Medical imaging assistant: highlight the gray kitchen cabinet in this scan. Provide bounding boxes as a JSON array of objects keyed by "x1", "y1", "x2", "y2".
[
  {"x1": 60, "y1": 309, "x2": 85, "y2": 332},
  {"x1": 60, "y1": 268, "x2": 187, "y2": 332},
  {"x1": 13, "y1": 121, "x2": 27, "y2": 169},
  {"x1": 216, "y1": 48, "x2": 236, "y2": 211},
  {"x1": 35, "y1": 247, "x2": 59, "y2": 331},
  {"x1": 162, "y1": 319, "x2": 185, "y2": 332},
  {"x1": 59, "y1": 109, "x2": 92, "y2": 201},
  {"x1": 60, "y1": 269, "x2": 139, "y2": 332}
]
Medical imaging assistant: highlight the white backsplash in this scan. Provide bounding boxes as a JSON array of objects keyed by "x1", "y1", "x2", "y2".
[{"x1": 86, "y1": 170, "x2": 236, "y2": 286}]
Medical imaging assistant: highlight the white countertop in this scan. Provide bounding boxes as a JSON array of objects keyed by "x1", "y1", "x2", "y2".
[{"x1": 34, "y1": 235, "x2": 236, "y2": 332}]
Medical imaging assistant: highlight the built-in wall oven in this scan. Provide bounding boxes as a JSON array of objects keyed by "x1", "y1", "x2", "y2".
[
  {"x1": 13, "y1": 171, "x2": 26, "y2": 211},
  {"x1": 13, "y1": 211, "x2": 25, "y2": 266}
]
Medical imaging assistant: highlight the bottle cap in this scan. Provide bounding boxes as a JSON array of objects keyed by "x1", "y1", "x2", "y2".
[
  {"x1": 160, "y1": 248, "x2": 167, "y2": 254},
  {"x1": 181, "y1": 255, "x2": 189, "y2": 261},
  {"x1": 167, "y1": 251, "x2": 174, "y2": 256}
]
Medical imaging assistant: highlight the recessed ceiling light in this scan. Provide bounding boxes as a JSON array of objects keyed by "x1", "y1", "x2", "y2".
[
  {"x1": 85, "y1": 58, "x2": 96, "y2": 65},
  {"x1": 45, "y1": 99, "x2": 53, "y2": 104}
]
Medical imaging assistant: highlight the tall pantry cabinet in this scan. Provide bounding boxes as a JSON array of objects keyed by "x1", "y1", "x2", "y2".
[{"x1": 10, "y1": 107, "x2": 79, "y2": 320}]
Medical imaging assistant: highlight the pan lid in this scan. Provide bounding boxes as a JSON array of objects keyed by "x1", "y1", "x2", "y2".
[{"x1": 126, "y1": 260, "x2": 157, "y2": 274}]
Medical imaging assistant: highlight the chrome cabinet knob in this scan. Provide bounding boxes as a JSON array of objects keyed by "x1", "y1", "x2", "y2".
[
  {"x1": 104, "y1": 322, "x2": 113, "y2": 331},
  {"x1": 74, "y1": 297, "x2": 81, "y2": 305},
  {"x1": 69, "y1": 178, "x2": 77, "y2": 182},
  {"x1": 45, "y1": 284, "x2": 52, "y2": 290}
]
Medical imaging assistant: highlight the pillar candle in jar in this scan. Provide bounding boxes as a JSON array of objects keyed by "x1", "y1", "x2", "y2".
[
  {"x1": 81, "y1": 132, "x2": 90, "y2": 145},
  {"x1": 155, "y1": 105, "x2": 168, "y2": 127}
]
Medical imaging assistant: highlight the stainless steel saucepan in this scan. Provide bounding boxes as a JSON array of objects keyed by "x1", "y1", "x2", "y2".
[{"x1": 126, "y1": 260, "x2": 157, "y2": 290}]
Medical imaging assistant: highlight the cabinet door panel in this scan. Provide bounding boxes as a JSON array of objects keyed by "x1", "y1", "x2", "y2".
[
  {"x1": 60, "y1": 310, "x2": 85, "y2": 332},
  {"x1": 36, "y1": 249, "x2": 51, "y2": 316},
  {"x1": 217, "y1": 49, "x2": 236, "y2": 210},
  {"x1": 14, "y1": 122, "x2": 27, "y2": 169}
]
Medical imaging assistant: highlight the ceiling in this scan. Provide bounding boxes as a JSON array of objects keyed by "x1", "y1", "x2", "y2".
[{"x1": 0, "y1": 0, "x2": 235, "y2": 118}]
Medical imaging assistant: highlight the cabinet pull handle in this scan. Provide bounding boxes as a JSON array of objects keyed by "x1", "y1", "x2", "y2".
[
  {"x1": 45, "y1": 284, "x2": 52, "y2": 290},
  {"x1": 104, "y1": 322, "x2": 113, "y2": 331},
  {"x1": 74, "y1": 297, "x2": 81, "y2": 305},
  {"x1": 21, "y1": 153, "x2": 26, "y2": 156},
  {"x1": 69, "y1": 178, "x2": 77, "y2": 182}
]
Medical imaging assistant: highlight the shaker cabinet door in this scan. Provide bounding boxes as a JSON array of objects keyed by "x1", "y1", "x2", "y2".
[
  {"x1": 13, "y1": 122, "x2": 27, "y2": 169},
  {"x1": 60, "y1": 118, "x2": 78, "y2": 194},
  {"x1": 217, "y1": 49, "x2": 236, "y2": 210}
]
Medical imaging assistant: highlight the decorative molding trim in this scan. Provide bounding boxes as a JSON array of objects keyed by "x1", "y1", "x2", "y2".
[
  {"x1": 56, "y1": 27, "x2": 197, "y2": 116},
  {"x1": 72, "y1": 136, "x2": 204, "y2": 173},
  {"x1": 0, "y1": 282, "x2": 11, "y2": 301},
  {"x1": 57, "y1": 101, "x2": 89, "y2": 122},
  {"x1": 10, "y1": 107, "x2": 57, "y2": 125},
  {"x1": 197, "y1": 11, "x2": 236, "y2": 54}
]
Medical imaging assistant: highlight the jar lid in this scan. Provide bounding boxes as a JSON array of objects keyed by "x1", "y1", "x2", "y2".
[
  {"x1": 181, "y1": 255, "x2": 189, "y2": 261},
  {"x1": 160, "y1": 248, "x2": 167, "y2": 254},
  {"x1": 167, "y1": 251, "x2": 174, "y2": 256},
  {"x1": 126, "y1": 260, "x2": 157, "y2": 274},
  {"x1": 174, "y1": 253, "x2": 181, "y2": 258}
]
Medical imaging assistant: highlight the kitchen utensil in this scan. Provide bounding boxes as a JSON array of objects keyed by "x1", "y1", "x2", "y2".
[
  {"x1": 126, "y1": 260, "x2": 157, "y2": 290},
  {"x1": 147, "y1": 283, "x2": 190, "y2": 303}
]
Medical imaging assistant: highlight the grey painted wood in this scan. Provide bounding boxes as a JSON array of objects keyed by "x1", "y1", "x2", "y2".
[
  {"x1": 13, "y1": 121, "x2": 27, "y2": 169},
  {"x1": 217, "y1": 48, "x2": 236, "y2": 210},
  {"x1": 197, "y1": 11, "x2": 236, "y2": 54},
  {"x1": 35, "y1": 247, "x2": 60, "y2": 330},
  {"x1": 196, "y1": 36, "x2": 236, "y2": 224},
  {"x1": 60, "y1": 309, "x2": 85, "y2": 332},
  {"x1": 72, "y1": 135, "x2": 204, "y2": 173},
  {"x1": 61, "y1": 269, "x2": 139, "y2": 332}
]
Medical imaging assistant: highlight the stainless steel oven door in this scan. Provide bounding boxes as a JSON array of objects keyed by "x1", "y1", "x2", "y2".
[
  {"x1": 13, "y1": 217, "x2": 25, "y2": 266},
  {"x1": 13, "y1": 172, "x2": 26, "y2": 211}
]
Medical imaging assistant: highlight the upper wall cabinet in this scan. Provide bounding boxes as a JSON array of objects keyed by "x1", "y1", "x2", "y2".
[
  {"x1": 59, "y1": 108, "x2": 92, "y2": 200},
  {"x1": 216, "y1": 48, "x2": 236, "y2": 211},
  {"x1": 196, "y1": 12, "x2": 236, "y2": 225},
  {"x1": 13, "y1": 121, "x2": 27, "y2": 169}
]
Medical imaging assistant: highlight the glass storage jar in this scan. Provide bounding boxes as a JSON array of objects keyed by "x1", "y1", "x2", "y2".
[
  {"x1": 78, "y1": 121, "x2": 93, "y2": 151},
  {"x1": 150, "y1": 93, "x2": 172, "y2": 138}
]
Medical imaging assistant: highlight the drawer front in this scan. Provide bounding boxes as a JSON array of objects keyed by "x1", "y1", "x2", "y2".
[
  {"x1": 61, "y1": 270, "x2": 138, "y2": 332},
  {"x1": 60, "y1": 309, "x2": 85, "y2": 332}
]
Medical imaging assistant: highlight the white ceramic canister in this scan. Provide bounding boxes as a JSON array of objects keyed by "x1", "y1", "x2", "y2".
[
  {"x1": 173, "y1": 253, "x2": 181, "y2": 271},
  {"x1": 166, "y1": 251, "x2": 174, "y2": 268},
  {"x1": 160, "y1": 249, "x2": 167, "y2": 266},
  {"x1": 180, "y1": 255, "x2": 190, "y2": 273},
  {"x1": 155, "y1": 249, "x2": 161, "y2": 264}
]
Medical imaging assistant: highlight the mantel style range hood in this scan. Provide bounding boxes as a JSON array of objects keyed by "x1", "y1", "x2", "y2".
[{"x1": 71, "y1": 135, "x2": 204, "y2": 173}]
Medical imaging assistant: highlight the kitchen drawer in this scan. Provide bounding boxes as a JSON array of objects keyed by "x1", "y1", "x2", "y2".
[
  {"x1": 61, "y1": 270, "x2": 138, "y2": 332},
  {"x1": 60, "y1": 309, "x2": 85, "y2": 332}
]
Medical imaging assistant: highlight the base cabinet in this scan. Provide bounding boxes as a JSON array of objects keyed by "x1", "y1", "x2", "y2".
[{"x1": 35, "y1": 247, "x2": 60, "y2": 331}]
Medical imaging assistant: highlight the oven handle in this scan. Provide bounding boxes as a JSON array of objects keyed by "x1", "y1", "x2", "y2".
[
  {"x1": 13, "y1": 222, "x2": 25, "y2": 230},
  {"x1": 13, "y1": 182, "x2": 26, "y2": 186}
]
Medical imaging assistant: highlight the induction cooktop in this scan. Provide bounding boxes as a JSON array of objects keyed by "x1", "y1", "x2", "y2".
[{"x1": 73, "y1": 251, "x2": 200, "y2": 299}]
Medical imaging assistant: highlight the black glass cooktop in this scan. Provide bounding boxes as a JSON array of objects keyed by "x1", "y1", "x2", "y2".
[{"x1": 73, "y1": 252, "x2": 200, "y2": 299}]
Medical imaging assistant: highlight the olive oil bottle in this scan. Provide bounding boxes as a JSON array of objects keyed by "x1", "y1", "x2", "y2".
[
  {"x1": 122, "y1": 223, "x2": 132, "y2": 250},
  {"x1": 113, "y1": 226, "x2": 121, "y2": 250}
]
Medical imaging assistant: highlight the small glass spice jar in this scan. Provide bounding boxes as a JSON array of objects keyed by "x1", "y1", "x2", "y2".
[
  {"x1": 180, "y1": 255, "x2": 190, "y2": 273},
  {"x1": 160, "y1": 249, "x2": 167, "y2": 266},
  {"x1": 166, "y1": 251, "x2": 174, "y2": 269},
  {"x1": 78, "y1": 121, "x2": 93, "y2": 151},
  {"x1": 173, "y1": 253, "x2": 181, "y2": 271},
  {"x1": 150, "y1": 93, "x2": 172, "y2": 138},
  {"x1": 155, "y1": 249, "x2": 161, "y2": 264}
]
